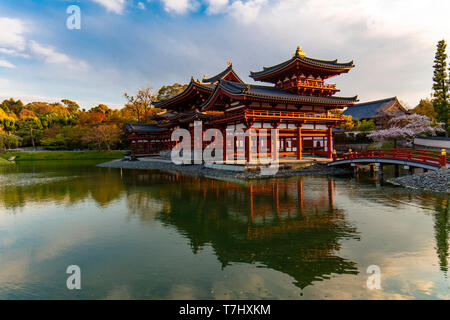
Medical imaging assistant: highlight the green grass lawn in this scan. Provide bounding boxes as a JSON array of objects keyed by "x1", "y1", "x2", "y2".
[
  {"x1": 0, "y1": 150, "x2": 127, "y2": 161},
  {"x1": 0, "y1": 157, "x2": 13, "y2": 165}
]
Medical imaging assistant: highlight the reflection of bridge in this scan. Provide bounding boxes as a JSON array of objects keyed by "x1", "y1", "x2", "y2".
[{"x1": 329, "y1": 148, "x2": 449, "y2": 171}]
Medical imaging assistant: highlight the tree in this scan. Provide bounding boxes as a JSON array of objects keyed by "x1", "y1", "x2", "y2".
[
  {"x1": 0, "y1": 134, "x2": 20, "y2": 152},
  {"x1": 357, "y1": 119, "x2": 376, "y2": 133},
  {"x1": 90, "y1": 104, "x2": 111, "y2": 115},
  {"x1": 0, "y1": 108, "x2": 17, "y2": 131},
  {"x1": 124, "y1": 86, "x2": 156, "y2": 123},
  {"x1": 15, "y1": 117, "x2": 43, "y2": 148},
  {"x1": 339, "y1": 115, "x2": 354, "y2": 130},
  {"x1": 1, "y1": 98, "x2": 23, "y2": 115},
  {"x1": 83, "y1": 124, "x2": 121, "y2": 151},
  {"x1": 87, "y1": 111, "x2": 106, "y2": 125},
  {"x1": 413, "y1": 98, "x2": 437, "y2": 120},
  {"x1": 156, "y1": 83, "x2": 188, "y2": 101},
  {"x1": 432, "y1": 40, "x2": 449, "y2": 134},
  {"x1": 367, "y1": 114, "x2": 444, "y2": 147},
  {"x1": 61, "y1": 99, "x2": 80, "y2": 112}
]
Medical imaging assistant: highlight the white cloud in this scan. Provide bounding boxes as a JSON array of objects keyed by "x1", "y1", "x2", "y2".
[
  {"x1": 0, "y1": 59, "x2": 16, "y2": 68},
  {"x1": 29, "y1": 40, "x2": 88, "y2": 71},
  {"x1": 297, "y1": 0, "x2": 450, "y2": 41},
  {"x1": 0, "y1": 47, "x2": 30, "y2": 58},
  {"x1": 203, "y1": 0, "x2": 268, "y2": 23},
  {"x1": 92, "y1": 0, "x2": 126, "y2": 14},
  {"x1": 138, "y1": 2, "x2": 146, "y2": 10},
  {"x1": 205, "y1": 0, "x2": 229, "y2": 14},
  {"x1": 226, "y1": 0, "x2": 450, "y2": 105},
  {"x1": 228, "y1": 0, "x2": 267, "y2": 22},
  {"x1": 0, "y1": 17, "x2": 27, "y2": 51},
  {"x1": 161, "y1": 0, "x2": 197, "y2": 14}
]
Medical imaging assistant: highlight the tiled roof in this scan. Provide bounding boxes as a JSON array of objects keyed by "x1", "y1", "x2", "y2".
[
  {"x1": 153, "y1": 79, "x2": 215, "y2": 108},
  {"x1": 202, "y1": 64, "x2": 244, "y2": 84},
  {"x1": 201, "y1": 80, "x2": 357, "y2": 109},
  {"x1": 124, "y1": 123, "x2": 167, "y2": 133},
  {"x1": 250, "y1": 55, "x2": 354, "y2": 79},
  {"x1": 148, "y1": 111, "x2": 178, "y2": 120},
  {"x1": 342, "y1": 97, "x2": 401, "y2": 119}
]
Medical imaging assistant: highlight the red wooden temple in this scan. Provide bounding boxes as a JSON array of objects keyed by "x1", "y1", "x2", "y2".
[{"x1": 125, "y1": 46, "x2": 358, "y2": 162}]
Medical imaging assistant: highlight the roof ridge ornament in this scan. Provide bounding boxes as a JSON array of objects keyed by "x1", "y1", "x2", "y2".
[
  {"x1": 294, "y1": 45, "x2": 306, "y2": 57},
  {"x1": 227, "y1": 60, "x2": 232, "y2": 66}
]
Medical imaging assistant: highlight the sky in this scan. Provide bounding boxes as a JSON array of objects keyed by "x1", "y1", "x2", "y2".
[{"x1": 0, "y1": 0, "x2": 449, "y2": 110}]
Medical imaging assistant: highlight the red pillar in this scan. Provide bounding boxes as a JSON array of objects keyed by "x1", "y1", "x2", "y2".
[
  {"x1": 440, "y1": 149, "x2": 447, "y2": 167},
  {"x1": 296, "y1": 125, "x2": 302, "y2": 160},
  {"x1": 327, "y1": 126, "x2": 333, "y2": 159},
  {"x1": 131, "y1": 140, "x2": 136, "y2": 158},
  {"x1": 221, "y1": 127, "x2": 227, "y2": 163},
  {"x1": 271, "y1": 128, "x2": 279, "y2": 161},
  {"x1": 246, "y1": 128, "x2": 253, "y2": 163}
]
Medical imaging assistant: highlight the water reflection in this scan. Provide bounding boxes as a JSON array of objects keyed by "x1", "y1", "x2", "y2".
[
  {"x1": 123, "y1": 171, "x2": 360, "y2": 289},
  {"x1": 433, "y1": 199, "x2": 449, "y2": 274},
  {"x1": 0, "y1": 162, "x2": 448, "y2": 299},
  {"x1": 0, "y1": 161, "x2": 124, "y2": 210}
]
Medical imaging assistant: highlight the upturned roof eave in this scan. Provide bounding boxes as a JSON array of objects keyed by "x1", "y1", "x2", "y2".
[
  {"x1": 250, "y1": 56, "x2": 354, "y2": 80},
  {"x1": 201, "y1": 81, "x2": 358, "y2": 109},
  {"x1": 153, "y1": 79, "x2": 215, "y2": 109},
  {"x1": 202, "y1": 64, "x2": 245, "y2": 84}
]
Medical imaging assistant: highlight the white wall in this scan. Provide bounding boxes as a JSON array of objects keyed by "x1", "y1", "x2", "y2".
[{"x1": 414, "y1": 137, "x2": 450, "y2": 150}]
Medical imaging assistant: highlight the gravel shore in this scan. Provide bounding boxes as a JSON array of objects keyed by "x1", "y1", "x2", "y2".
[
  {"x1": 98, "y1": 158, "x2": 351, "y2": 181},
  {"x1": 387, "y1": 168, "x2": 450, "y2": 194}
]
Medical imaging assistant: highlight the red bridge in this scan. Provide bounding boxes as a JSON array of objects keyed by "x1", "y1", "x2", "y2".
[{"x1": 328, "y1": 148, "x2": 449, "y2": 171}]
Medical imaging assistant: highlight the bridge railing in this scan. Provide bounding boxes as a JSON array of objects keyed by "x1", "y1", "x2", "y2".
[{"x1": 332, "y1": 148, "x2": 448, "y2": 168}]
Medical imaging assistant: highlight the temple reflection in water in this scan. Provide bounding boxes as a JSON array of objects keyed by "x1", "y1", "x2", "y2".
[
  {"x1": 124, "y1": 170, "x2": 360, "y2": 289},
  {"x1": 1, "y1": 162, "x2": 449, "y2": 298}
]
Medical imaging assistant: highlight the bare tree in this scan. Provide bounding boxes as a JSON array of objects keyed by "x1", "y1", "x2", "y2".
[{"x1": 123, "y1": 85, "x2": 156, "y2": 123}]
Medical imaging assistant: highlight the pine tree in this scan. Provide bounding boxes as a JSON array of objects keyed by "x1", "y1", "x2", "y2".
[{"x1": 432, "y1": 40, "x2": 449, "y2": 134}]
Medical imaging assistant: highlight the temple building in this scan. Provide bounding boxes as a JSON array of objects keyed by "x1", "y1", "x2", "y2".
[
  {"x1": 125, "y1": 46, "x2": 358, "y2": 162},
  {"x1": 342, "y1": 96, "x2": 408, "y2": 129}
]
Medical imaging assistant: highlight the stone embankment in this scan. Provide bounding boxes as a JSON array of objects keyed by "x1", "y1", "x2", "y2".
[
  {"x1": 388, "y1": 168, "x2": 449, "y2": 193},
  {"x1": 98, "y1": 158, "x2": 350, "y2": 181}
]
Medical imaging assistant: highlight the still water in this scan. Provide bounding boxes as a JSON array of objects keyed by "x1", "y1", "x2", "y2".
[{"x1": 0, "y1": 161, "x2": 448, "y2": 299}]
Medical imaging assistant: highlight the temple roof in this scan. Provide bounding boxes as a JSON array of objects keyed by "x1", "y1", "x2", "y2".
[
  {"x1": 153, "y1": 78, "x2": 215, "y2": 109},
  {"x1": 342, "y1": 97, "x2": 406, "y2": 120},
  {"x1": 250, "y1": 46, "x2": 354, "y2": 82},
  {"x1": 155, "y1": 111, "x2": 221, "y2": 127},
  {"x1": 124, "y1": 123, "x2": 167, "y2": 133},
  {"x1": 153, "y1": 64, "x2": 244, "y2": 110},
  {"x1": 201, "y1": 63, "x2": 244, "y2": 84},
  {"x1": 201, "y1": 80, "x2": 358, "y2": 110},
  {"x1": 148, "y1": 111, "x2": 179, "y2": 121}
]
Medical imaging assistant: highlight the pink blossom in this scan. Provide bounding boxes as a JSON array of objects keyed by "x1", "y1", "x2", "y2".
[{"x1": 367, "y1": 114, "x2": 444, "y2": 146}]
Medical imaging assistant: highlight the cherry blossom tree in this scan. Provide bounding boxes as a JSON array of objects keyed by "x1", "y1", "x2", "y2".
[{"x1": 367, "y1": 114, "x2": 444, "y2": 147}]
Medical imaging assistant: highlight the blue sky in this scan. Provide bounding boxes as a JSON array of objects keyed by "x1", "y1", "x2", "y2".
[{"x1": 0, "y1": 0, "x2": 449, "y2": 109}]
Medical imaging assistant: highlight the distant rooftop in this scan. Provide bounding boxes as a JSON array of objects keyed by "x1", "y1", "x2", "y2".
[{"x1": 342, "y1": 97, "x2": 406, "y2": 120}]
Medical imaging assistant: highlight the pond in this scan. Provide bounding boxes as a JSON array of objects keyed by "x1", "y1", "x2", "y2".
[{"x1": 0, "y1": 161, "x2": 448, "y2": 299}]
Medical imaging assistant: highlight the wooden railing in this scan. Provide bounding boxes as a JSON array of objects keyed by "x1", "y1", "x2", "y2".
[
  {"x1": 296, "y1": 79, "x2": 337, "y2": 89},
  {"x1": 245, "y1": 109, "x2": 343, "y2": 121},
  {"x1": 332, "y1": 148, "x2": 449, "y2": 168}
]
